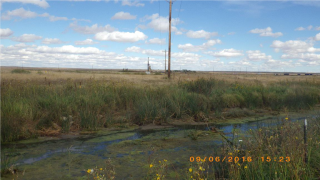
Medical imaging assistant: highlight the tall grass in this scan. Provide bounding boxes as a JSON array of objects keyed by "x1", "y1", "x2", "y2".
[
  {"x1": 1, "y1": 78, "x2": 320, "y2": 142},
  {"x1": 221, "y1": 116, "x2": 320, "y2": 179},
  {"x1": 184, "y1": 116, "x2": 320, "y2": 180}
]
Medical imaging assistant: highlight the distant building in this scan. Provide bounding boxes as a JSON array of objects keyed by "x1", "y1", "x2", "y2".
[{"x1": 147, "y1": 59, "x2": 151, "y2": 72}]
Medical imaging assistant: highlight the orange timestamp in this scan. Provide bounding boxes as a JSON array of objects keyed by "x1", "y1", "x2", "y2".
[{"x1": 190, "y1": 156, "x2": 291, "y2": 163}]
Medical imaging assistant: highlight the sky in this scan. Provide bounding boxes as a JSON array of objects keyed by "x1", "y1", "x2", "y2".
[{"x1": 1, "y1": 0, "x2": 320, "y2": 72}]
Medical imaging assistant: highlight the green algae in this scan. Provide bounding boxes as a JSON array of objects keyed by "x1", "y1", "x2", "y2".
[{"x1": 85, "y1": 132, "x2": 136, "y2": 143}]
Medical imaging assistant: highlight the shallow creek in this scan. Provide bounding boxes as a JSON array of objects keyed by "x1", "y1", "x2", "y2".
[{"x1": 2, "y1": 111, "x2": 319, "y2": 180}]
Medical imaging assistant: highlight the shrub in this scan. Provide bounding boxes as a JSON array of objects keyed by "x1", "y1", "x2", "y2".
[{"x1": 11, "y1": 69, "x2": 31, "y2": 74}]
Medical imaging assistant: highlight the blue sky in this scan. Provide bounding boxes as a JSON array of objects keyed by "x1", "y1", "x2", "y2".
[{"x1": 1, "y1": 0, "x2": 320, "y2": 72}]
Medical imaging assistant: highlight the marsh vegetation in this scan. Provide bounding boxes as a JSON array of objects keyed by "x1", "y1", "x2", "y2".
[{"x1": 1, "y1": 67, "x2": 320, "y2": 179}]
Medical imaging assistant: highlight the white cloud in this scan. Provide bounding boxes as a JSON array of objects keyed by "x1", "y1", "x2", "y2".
[
  {"x1": 205, "y1": 49, "x2": 244, "y2": 57},
  {"x1": 1, "y1": 8, "x2": 68, "y2": 22},
  {"x1": 111, "y1": 11, "x2": 136, "y2": 20},
  {"x1": 42, "y1": 38, "x2": 65, "y2": 44},
  {"x1": 316, "y1": 27, "x2": 320, "y2": 31},
  {"x1": 125, "y1": 46, "x2": 142, "y2": 53},
  {"x1": 263, "y1": 59, "x2": 295, "y2": 69},
  {"x1": 1, "y1": 43, "x2": 151, "y2": 69},
  {"x1": 271, "y1": 39, "x2": 320, "y2": 63},
  {"x1": 139, "y1": 13, "x2": 182, "y2": 34},
  {"x1": 32, "y1": 45, "x2": 103, "y2": 54},
  {"x1": 1, "y1": 8, "x2": 41, "y2": 20},
  {"x1": 125, "y1": 46, "x2": 202, "y2": 61},
  {"x1": 186, "y1": 30, "x2": 218, "y2": 39},
  {"x1": 245, "y1": 50, "x2": 271, "y2": 61},
  {"x1": 122, "y1": 0, "x2": 144, "y2": 7},
  {"x1": 146, "y1": 38, "x2": 166, "y2": 45},
  {"x1": 75, "y1": 39, "x2": 98, "y2": 45},
  {"x1": 48, "y1": 15, "x2": 68, "y2": 22},
  {"x1": 178, "y1": 39, "x2": 221, "y2": 52},
  {"x1": 0, "y1": 28, "x2": 13, "y2": 38},
  {"x1": 295, "y1": 27, "x2": 306, "y2": 31},
  {"x1": 12, "y1": 34, "x2": 42, "y2": 42},
  {"x1": 69, "y1": 21, "x2": 117, "y2": 34},
  {"x1": 125, "y1": 46, "x2": 163, "y2": 56},
  {"x1": 1, "y1": 0, "x2": 49, "y2": 9},
  {"x1": 94, "y1": 31, "x2": 147, "y2": 42},
  {"x1": 249, "y1": 27, "x2": 283, "y2": 38},
  {"x1": 295, "y1": 25, "x2": 319, "y2": 31},
  {"x1": 271, "y1": 40, "x2": 320, "y2": 54},
  {"x1": 281, "y1": 53, "x2": 320, "y2": 62},
  {"x1": 315, "y1": 33, "x2": 320, "y2": 41}
]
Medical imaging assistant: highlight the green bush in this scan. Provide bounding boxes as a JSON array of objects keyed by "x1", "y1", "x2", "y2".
[{"x1": 11, "y1": 69, "x2": 31, "y2": 74}]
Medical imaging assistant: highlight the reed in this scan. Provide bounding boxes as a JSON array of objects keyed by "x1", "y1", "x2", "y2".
[{"x1": 1, "y1": 78, "x2": 320, "y2": 143}]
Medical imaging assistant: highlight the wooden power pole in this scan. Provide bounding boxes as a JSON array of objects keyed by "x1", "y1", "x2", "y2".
[{"x1": 166, "y1": 0, "x2": 175, "y2": 78}]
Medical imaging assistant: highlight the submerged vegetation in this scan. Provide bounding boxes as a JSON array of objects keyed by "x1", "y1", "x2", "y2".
[{"x1": 1, "y1": 77, "x2": 320, "y2": 142}]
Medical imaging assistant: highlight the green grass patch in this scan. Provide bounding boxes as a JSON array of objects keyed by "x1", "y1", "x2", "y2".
[{"x1": 11, "y1": 69, "x2": 31, "y2": 74}]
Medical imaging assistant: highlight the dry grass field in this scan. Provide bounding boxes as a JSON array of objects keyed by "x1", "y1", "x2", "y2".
[{"x1": 1, "y1": 66, "x2": 319, "y2": 87}]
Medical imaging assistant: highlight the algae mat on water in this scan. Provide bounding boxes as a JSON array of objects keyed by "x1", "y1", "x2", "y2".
[{"x1": 85, "y1": 132, "x2": 137, "y2": 143}]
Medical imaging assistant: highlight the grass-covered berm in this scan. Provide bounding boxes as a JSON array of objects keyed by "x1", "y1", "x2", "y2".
[{"x1": 1, "y1": 75, "x2": 320, "y2": 143}]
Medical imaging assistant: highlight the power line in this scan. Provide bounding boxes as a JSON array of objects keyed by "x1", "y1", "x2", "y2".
[{"x1": 178, "y1": 0, "x2": 182, "y2": 19}]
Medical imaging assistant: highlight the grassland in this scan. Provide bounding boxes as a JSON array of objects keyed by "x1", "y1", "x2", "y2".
[{"x1": 1, "y1": 67, "x2": 320, "y2": 143}]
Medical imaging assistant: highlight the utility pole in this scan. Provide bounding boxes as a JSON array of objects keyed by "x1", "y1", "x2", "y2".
[
  {"x1": 148, "y1": 57, "x2": 150, "y2": 72},
  {"x1": 167, "y1": 0, "x2": 173, "y2": 78},
  {"x1": 163, "y1": 49, "x2": 167, "y2": 74}
]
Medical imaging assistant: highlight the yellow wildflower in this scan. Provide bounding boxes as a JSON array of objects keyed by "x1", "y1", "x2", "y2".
[
  {"x1": 87, "y1": 169, "x2": 93, "y2": 174},
  {"x1": 157, "y1": 177, "x2": 160, "y2": 180},
  {"x1": 159, "y1": 161, "x2": 161, "y2": 163},
  {"x1": 191, "y1": 176, "x2": 193, "y2": 179},
  {"x1": 296, "y1": 137, "x2": 298, "y2": 139},
  {"x1": 164, "y1": 159, "x2": 167, "y2": 162},
  {"x1": 229, "y1": 152, "x2": 232, "y2": 156},
  {"x1": 189, "y1": 168, "x2": 192, "y2": 172},
  {"x1": 244, "y1": 165, "x2": 248, "y2": 169},
  {"x1": 100, "y1": 168, "x2": 102, "y2": 170},
  {"x1": 199, "y1": 166, "x2": 205, "y2": 171},
  {"x1": 237, "y1": 163, "x2": 240, "y2": 166},
  {"x1": 285, "y1": 117, "x2": 288, "y2": 120},
  {"x1": 150, "y1": 164, "x2": 153, "y2": 168}
]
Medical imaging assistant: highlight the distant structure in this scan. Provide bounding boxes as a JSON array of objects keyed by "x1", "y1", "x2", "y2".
[{"x1": 147, "y1": 57, "x2": 151, "y2": 72}]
